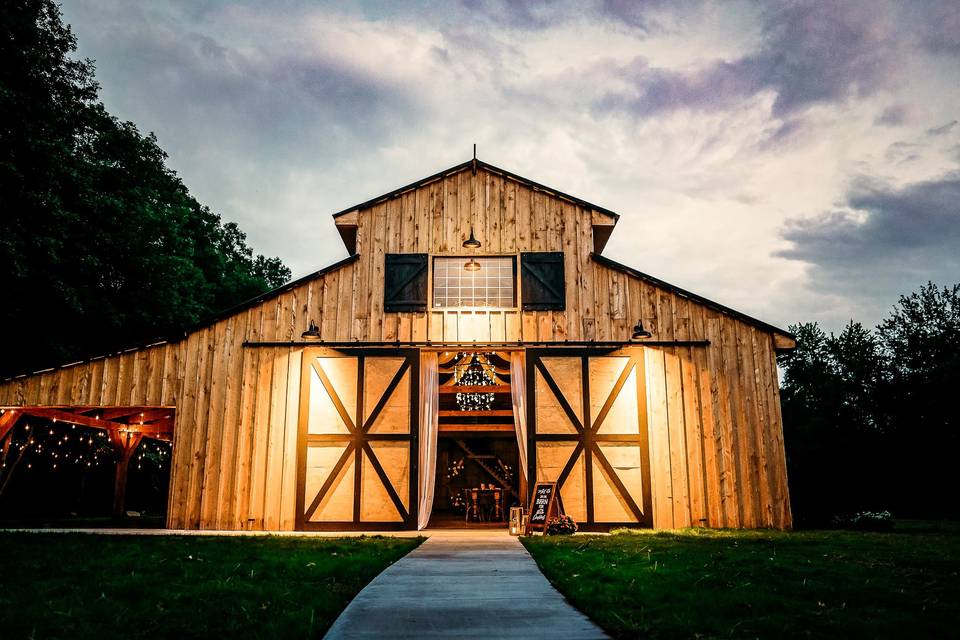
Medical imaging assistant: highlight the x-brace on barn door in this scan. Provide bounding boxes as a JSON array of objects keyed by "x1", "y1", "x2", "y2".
[
  {"x1": 526, "y1": 348, "x2": 653, "y2": 530},
  {"x1": 296, "y1": 348, "x2": 419, "y2": 530}
]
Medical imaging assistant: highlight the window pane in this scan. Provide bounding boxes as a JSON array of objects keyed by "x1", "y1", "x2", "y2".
[{"x1": 432, "y1": 257, "x2": 515, "y2": 308}]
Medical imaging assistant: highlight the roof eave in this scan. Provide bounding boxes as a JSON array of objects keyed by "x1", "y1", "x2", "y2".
[{"x1": 591, "y1": 252, "x2": 795, "y2": 348}]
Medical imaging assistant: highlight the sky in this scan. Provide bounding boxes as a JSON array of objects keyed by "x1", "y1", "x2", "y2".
[{"x1": 59, "y1": 0, "x2": 960, "y2": 333}]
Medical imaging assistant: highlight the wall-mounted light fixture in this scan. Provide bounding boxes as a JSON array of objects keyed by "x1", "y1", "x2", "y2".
[
  {"x1": 301, "y1": 320, "x2": 321, "y2": 340},
  {"x1": 462, "y1": 226, "x2": 481, "y2": 249},
  {"x1": 631, "y1": 321, "x2": 652, "y2": 340}
]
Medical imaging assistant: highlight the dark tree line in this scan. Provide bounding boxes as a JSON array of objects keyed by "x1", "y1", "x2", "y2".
[
  {"x1": 778, "y1": 282, "x2": 960, "y2": 525},
  {"x1": 0, "y1": 0, "x2": 290, "y2": 379}
]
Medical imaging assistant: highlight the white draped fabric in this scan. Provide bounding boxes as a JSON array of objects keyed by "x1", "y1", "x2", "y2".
[
  {"x1": 417, "y1": 351, "x2": 440, "y2": 530},
  {"x1": 509, "y1": 351, "x2": 529, "y2": 482}
]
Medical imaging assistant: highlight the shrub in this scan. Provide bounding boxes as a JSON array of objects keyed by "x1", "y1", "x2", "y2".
[
  {"x1": 546, "y1": 514, "x2": 578, "y2": 535},
  {"x1": 833, "y1": 510, "x2": 894, "y2": 531}
]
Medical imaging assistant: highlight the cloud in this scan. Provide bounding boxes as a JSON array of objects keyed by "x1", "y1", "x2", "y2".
[
  {"x1": 927, "y1": 120, "x2": 958, "y2": 136},
  {"x1": 55, "y1": 0, "x2": 960, "y2": 331},
  {"x1": 594, "y1": 1, "x2": 902, "y2": 120},
  {"x1": 459, "y1": 0, "x2": 564, "y2": 30},
  {"x1": 875, "y1": 104, "x2": 914, "y2": 127},
  {"x1": 777, "y1": 173, "x2": 960, "y2": 319},
  {"x1": 915, "y1": 0, "x2": 960, "y2": 56},
  {"x1": 596, "y1": 0, "x2": 687, "y2": 34}
]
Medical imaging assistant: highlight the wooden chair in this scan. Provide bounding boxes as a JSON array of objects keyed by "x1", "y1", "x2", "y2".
[
  {"x1": 465, "y1": 488, "x2": 480, "y2": 522},
  {"x1": 478, "y1": 489, "x2": 497, "y2": 522}
]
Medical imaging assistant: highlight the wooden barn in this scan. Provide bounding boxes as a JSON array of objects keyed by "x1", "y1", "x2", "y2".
[{"x1": 0, "y1": 158, "x2": 795, "y2": 531}]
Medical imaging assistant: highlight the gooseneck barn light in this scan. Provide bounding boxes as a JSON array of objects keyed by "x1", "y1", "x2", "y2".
[
  {"x1": 462, "y1": 226, "x2": 482, "y2": 249},
  {"x1": 301, "y1": 320, "x2": 321, "y2": 340},
  {"x1": 631, "y1": 321, "x2": 652, "y2": 340}
]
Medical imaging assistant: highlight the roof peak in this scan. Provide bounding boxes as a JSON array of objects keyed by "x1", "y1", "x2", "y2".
[{"x1": 330, "y1": 158, "x2": 620, "y2": 221}]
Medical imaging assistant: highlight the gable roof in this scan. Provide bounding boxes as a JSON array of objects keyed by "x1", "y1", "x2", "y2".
[{"x1": 331, "y1": 158, "x2": 621, "y2": 221}]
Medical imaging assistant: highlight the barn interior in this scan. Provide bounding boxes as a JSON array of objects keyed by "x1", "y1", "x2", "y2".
[{"x1": 429, "y1": 351, "x2": 523, "y2": 528}]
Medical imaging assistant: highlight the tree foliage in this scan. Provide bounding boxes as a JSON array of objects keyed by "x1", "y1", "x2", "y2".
[
  {"x1": 779, "y1": 282, "x2": 960, "y2": 524},
  {"x1": 0, "y1": 0, "x2": 290, "y2": 378}
]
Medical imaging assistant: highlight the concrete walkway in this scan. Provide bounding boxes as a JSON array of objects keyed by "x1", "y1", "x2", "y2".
[{"x1": 324, "y1": 533, "x2": 609, "y2": 639}]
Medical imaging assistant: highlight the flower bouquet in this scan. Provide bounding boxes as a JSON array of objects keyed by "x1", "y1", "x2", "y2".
[{"x1": 545, "y1": 514, "x2": 578, "y2": 535}]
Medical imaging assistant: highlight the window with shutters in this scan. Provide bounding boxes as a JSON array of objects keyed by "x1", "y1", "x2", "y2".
[
  {"x1": 432, "y1": 256, "x2": 516, "y2": 308},
  {"x1": 384, "y1": 254, "x2": 428, "y2": 312},
  {"x1": 520, "y1": 252, "x2": 565, "y2": 310}
]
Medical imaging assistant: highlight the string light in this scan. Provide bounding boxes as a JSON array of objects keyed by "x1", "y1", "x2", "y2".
[{"x1": 0, "y1": 416, "x2": 173, "y2": 478}]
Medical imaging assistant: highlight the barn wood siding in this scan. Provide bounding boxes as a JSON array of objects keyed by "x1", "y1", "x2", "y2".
[{"x1": 0, "y1": 164, "x2": 791, "y2": 530}]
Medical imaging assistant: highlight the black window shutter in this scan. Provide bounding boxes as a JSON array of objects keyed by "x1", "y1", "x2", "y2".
[
  {"x1": 384, "y1": 254, "x2": 428, "y2": 312},
  {"x1": 520, "y1": 252, "x2": 565, "y2": 311}
]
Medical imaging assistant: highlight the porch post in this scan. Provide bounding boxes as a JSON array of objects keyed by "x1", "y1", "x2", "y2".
[{"x1": 110, "y1": 431, "x2": 143, "y2": 518}]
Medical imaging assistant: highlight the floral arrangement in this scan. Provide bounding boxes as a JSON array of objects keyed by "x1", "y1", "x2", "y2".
[
  {"x1": 832, "y1": 510, "x2": 894, "y2": 531},
  {"x1": 545, "y1": 514, "x2": 578, "y2": 535}
]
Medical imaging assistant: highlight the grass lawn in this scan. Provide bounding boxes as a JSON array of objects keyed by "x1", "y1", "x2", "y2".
[
  {"x1": 523, "y1": 521, "x2": 960, "y2": 639},
  {"x1": 0, "y1": 533, "x2": 421, "y2": 639}
]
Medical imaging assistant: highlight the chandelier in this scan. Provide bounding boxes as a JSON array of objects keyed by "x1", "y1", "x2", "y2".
[{"x1": 455, "y1": 352, "x2": 496, "y2": 411}]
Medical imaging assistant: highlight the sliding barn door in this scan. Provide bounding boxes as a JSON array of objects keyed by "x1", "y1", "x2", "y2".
[
  {"x1": 296, "y1": 349, "x2": 419, "y2": 530},
  {"x1": 526, "y1": 348, "x2": 652, "y2": 530}
]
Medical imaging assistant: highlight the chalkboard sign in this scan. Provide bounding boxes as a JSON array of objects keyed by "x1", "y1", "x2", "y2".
[{"x1": 525, "y1": 482, "x2": 562, "y2": 534}]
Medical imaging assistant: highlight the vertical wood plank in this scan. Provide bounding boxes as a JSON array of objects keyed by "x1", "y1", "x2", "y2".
[
  {"x1": 707, "y1": 316, "x2": 739, "y2": 527},
  {"x1": 645, "y1": 348, "x2": 673, "y2": 528},
  {"x1": 199, "y1": 317, "x2": 234, "y2": 528},
  {"x1": 232, "y1": 305, "x2": 262, "y2": 528},
  {"x1": 722, "y1": 316, "x2": 752, "y2": 527},
  {"x1": 663, "y1": 348, "x2": 691, "y2": 527},
  {"x1": 503, "y1": 179, "x2": 517, "y2": 253},
  {"x1": 279, "y1": 349, "x2": 302, "y2": 530},
  {"x1": 184, "y1": 325, "x2": 218, "y2": 528},
  {"x1": 680, "y1": 347, "x2": 707, "y2": 526},
  {"x1": 167, "y1": 330, "x2": 202, "y2": 528},
  {"x1": 214, "y1": 312, "x2": 248, "y2": 527}
]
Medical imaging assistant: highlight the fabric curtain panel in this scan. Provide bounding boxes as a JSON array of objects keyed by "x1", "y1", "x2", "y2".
[
  {"x1": 510, "y1": 351, "x2": 529, "y2": 482},
  {"x1": 417, "y1": 351, "x2": 440, "y2": 530}
]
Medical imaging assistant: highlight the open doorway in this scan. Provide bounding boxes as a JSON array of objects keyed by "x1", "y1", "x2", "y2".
[
  {"x1": 0, "y1": 407, "x2": 173, "y2": 528},
  {"x1": 428, "y1": 351, "x2": 524, "y2": 529}
]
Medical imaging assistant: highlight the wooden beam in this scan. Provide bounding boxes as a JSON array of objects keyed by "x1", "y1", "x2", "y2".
[
  {"x1": 334, "y1": 210, "x2": 359, "y2": 226},
  {"x1": 438, "y1": 385, "x2": 511, "y2": 394},
  {"x1": 83, "y1": 408, "x2": 143, "y2": 421},
  {"x1": 438, "y1": 423, "x2": 514, "y2": 433},
  {"x1": 79, "y1": 408, "x2": 173, "y2": 424},
  {"x1": 121, "y1": 409, "x2": 175, "y2": 425},
  {"x1": 16, "y1": 408, "x2": 172, "y2": 436},
  {"x1": 438, "y1": 409, "x2": 513, "y2": 418},
  {"x1": 0, "y1": 409, "x2": 19, "y2": 444},
  {"x1": 773, "y1": 333, "x2": 797, "y2": 350}
]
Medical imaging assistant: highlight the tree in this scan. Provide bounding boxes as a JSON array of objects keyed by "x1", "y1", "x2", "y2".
[
  {"x1": 779, "y1": 283, "x2": 960, "y2": 524},
  {"x1": 877, "y1": 283, "x2": 960, "y2": 517},
  {"x1": 0, "y1": 0, "x2": 290, "y2": 378}
]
